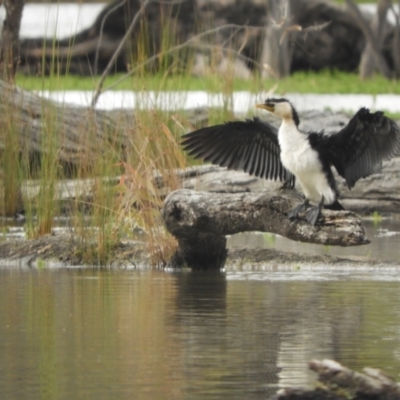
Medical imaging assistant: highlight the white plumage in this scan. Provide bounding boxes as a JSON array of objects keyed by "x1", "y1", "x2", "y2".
[{"x1": 277, "y1": 109, "x2": 336, "y2": 206}]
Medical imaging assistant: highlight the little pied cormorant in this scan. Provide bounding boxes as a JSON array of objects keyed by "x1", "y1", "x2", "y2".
[{"x1": 181, "y1": 98, "x2": 400, "y2": 225}]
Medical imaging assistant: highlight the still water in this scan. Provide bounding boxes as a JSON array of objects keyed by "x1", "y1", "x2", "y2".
[{"x1": 1, "y1": 268, "x2": 400, "y2": 400}]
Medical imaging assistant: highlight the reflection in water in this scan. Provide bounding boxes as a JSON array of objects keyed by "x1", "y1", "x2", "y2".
[
  {"x1": 0, "y1": 269, "x2": 400, "y2": 399},
  {"x1": 172, "y1": 271, "x2": 281, "y2": 399}
]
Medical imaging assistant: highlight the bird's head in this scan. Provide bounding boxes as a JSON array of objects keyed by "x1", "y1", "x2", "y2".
[{"x1": 256, "y1": 98, "x2": 300, "y2": 126}]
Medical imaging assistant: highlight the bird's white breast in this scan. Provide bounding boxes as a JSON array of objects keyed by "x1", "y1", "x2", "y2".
[{"x1": 278, "y1": 120, "x2": 336, "y2": 205}]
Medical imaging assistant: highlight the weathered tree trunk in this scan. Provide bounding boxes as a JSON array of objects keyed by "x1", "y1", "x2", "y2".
[
  {"x1": 359, "y1": 0, "x2": 391, "y2": 79},
  {"x1": 0, "y1": 0, "x2": 24, "y2": 81},
  {"x1": 392, "y1": 0, "x2": 400, "y2": 76},
  {"x1": 163, "y1": 189, "x2": 368, "y2": 269},
  {"x1": 260, "y1": 0, "x2": 292, "y2": 78},
  {"x1": 272, "y1": 359, "x2": 400, "y2": 400},
  {"x1": 346, "y1": 0, "x2": 393, "y2": 79}
]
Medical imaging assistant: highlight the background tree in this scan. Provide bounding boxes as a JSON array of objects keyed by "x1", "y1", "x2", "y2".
[
  {"x1": 346, "y1": 0, "x2": 395, "y2": 79},
  {"x1": 0, "y1": 0, "x2": 24, "y2": 216},
  {"x1": 260, "y1": 0, "x2": 292, "y2": 79},
  {"x1": 0, "y1": 0, "x2": 24, "y2": 81},
  {"x1": 260, "y1": 0, "x2": 331, "y2": 79},
  {"x1": 359, "y1": 0, "x2": 391, "y2": 78}
]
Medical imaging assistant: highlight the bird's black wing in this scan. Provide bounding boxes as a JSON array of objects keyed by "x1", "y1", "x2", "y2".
[
  {"x1": 324, "y1": 108, "x2": 400, "y2": 188},
  {"x1": 181, "y1": 117, "x2": 295, "y2": 185}
]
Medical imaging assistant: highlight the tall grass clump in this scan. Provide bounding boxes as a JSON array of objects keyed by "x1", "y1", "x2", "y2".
[
  {"x1": 67, "y1": 104, "x2": 188, "y2": 267},
  {"x1": 116, "y1": 106, "x2": 186, "y2": 267},
  {"x1": 23, "y1": 37, "x2": 69, "y2": 239},
  {"x1": 0, "y1": 90, "x2": 23, "y2": 217},
  {"x1": 69, "y1": 112, "x2": 125, "y2": 265},
  {"x1": 26, "y1": 103, "x2": 62, "y2": 238}
]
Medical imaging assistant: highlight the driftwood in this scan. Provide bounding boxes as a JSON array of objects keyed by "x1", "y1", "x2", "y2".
[
  {"x1": 163, "y1": 189, "x2": 368, "y2": 269},
  {"x1": 272, "y1": 359, "x2": 400, "y2": 400}
]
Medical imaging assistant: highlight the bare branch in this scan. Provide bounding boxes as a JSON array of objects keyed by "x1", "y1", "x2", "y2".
[
  {"x1": 94, "y1": 0, "x2": 127, "y2": 76},
  {"x1": 96, "y1": 24, "x2": 257, "y2": 95}
]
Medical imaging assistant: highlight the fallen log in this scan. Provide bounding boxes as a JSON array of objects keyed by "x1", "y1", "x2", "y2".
[
  {"x1": 163, "y1": 189, "x2": 368, "y2": 269},
  {"x1": 0, "y1": 79, "x2": 130, "y2": 173},
  {"x1": 0, "y1": 79, "x2": 208, "y2": 174},
  {"x1": 272, "y1": 359, "x2": 400, "y2": 400}
]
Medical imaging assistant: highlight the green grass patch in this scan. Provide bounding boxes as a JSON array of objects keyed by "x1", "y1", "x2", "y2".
[
  {"x1": 16, "y1": 70, "x2": 400, "y2": 95},
  {"x1": 273, "y1": 70, "x2": 400, "y2": 94},
  {"x1": 333, "y1": 0, "x2": 372, "y2": 3}
]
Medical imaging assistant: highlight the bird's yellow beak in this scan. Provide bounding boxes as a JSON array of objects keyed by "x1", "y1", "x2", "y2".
[{"x1": 256, "y1": 103, "x2": 274, "y2": 112}]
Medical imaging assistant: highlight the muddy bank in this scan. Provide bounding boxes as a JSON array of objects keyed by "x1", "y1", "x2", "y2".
[
  {"x1": 0, "y1": 234, "x2": 146, "y2": 268},
  {"x1": 0, "y1": 230, "x2": 397, "y2": 269},
  {"x1": 227, "y1": 247, "x2": 399, "y2": 270}
]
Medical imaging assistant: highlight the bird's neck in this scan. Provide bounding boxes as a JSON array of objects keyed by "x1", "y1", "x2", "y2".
[
  {"x1": 278, "y1": 118, "x2": 303, "y2": 149},
  {"x1": 280, "y1": 118, "x2": 300, "y2": 134}
]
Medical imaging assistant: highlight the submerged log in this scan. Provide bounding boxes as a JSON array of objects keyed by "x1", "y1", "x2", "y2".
[
  {"x1": 163, "y1": 189, "x2": 368, "y2": 269},
  {"x1": 272, "y1": 359, "x2": 400, "y2": 400}
]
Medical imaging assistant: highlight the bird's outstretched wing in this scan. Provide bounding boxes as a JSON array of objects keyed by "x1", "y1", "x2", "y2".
[
  {"x1": 324, "y1": 108, "x2": 400, "y2": 188},
  {"x1": 181, "y1": 117, "x2": 295, "y2": 186}
]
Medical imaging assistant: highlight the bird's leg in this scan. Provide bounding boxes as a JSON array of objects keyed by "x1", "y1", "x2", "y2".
[
  {"x1": 306, "y1": 196, "x2": 324, "y2": 226},
  {"x1": 288, "y1": 199, "x2": 310, "y2": 220}
]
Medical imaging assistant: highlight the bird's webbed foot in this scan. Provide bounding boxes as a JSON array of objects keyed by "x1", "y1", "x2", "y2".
[
  {"x1": 288, "y1": 199, "x2": 310, "y2": 220},
  {"x1": 305, "y1": 197, "x2": 325, "y2": 226}
]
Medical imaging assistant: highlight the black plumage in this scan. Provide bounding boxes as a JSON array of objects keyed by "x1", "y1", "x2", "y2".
[
  {"x1": 319, "y1": 107, "x2": 400, "y2": 188},
  {"x1": 181, "y1": 117, "x2": 296, "y2": 188}
]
